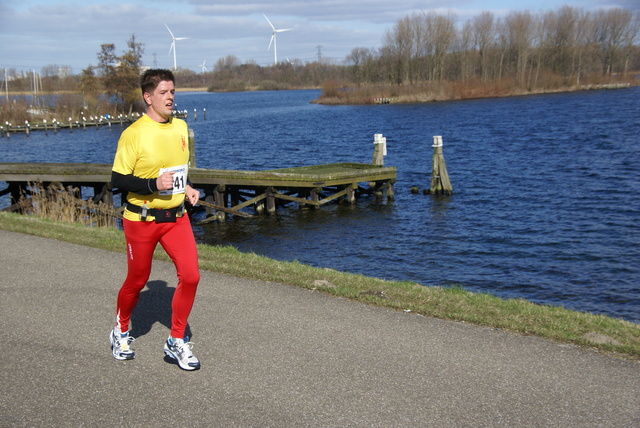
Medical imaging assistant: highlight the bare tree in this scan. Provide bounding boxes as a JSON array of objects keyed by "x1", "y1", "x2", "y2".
[
  {"x1": 621, "y1": 11, "x2": 640, "y2": 77},
  {"x1": 473, "y1": 12, "x2": 496, "y2": 82},
  {"x1": 346, "y1": 47, "x2": 375, "y2": 86},
  {"x1": 431, "y1": 12, "x2": 457, "y2": 81},
  {"x1": 502, "y1": 11, "x2": 535, "y2": 86},
  {"x1": 458, "y1": 20, "x2": 474, "y2": 82},
  {"x1": 595, "y1": 8, "x2": 634, "y2": 76},
  {"x1": 382, "y1": 15, "x2": 415, "y2": 84}
]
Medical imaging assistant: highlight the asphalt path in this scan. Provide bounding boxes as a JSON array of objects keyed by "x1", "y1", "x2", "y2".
[{"x1": 1, "y1": 229, "x2": 638, "y2": 427}]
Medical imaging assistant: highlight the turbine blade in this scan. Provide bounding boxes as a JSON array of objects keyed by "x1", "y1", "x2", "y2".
[
  {"x1": 276, "y1": 28, "x2": 292, "y2": 33},
  {"x1": 263, "y1": 14, "x2": 276, "y2": 31},
  {"x1": 268, "y1": 34, "x2": 274, "y2": 50},
  {"x1": 164, "y1": 23, "x2": 175, "y2": 38}
]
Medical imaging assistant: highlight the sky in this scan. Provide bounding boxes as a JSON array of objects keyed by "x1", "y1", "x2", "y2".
[{"x1": 1, "y1": 0, "x2": 637, "y2": 74}]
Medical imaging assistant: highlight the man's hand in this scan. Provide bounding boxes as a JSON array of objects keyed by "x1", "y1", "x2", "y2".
[
  {"x1": 156, "y1": 171, "x2": 175, "y2": 191},
  {"x1": 185, "y1": 185, "x2": 200, "y2": 206}
]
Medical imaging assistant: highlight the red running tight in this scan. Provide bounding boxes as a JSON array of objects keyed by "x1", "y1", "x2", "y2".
[{"x1": 116, "y1": 214, "x2": 200, "y2": 338}]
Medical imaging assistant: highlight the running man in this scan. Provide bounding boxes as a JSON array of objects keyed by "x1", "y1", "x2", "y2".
[{"x1": 109, "y1": 69, "x2": 201, "y2": 371}]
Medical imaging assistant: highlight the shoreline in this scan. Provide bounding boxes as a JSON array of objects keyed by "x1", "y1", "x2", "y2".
[
  {"x1": 4, "y1": 82, "x2": 634, "y2": 104},
  {"x1": 312, "y1": 82, "x2": 636, "y2": 105}
]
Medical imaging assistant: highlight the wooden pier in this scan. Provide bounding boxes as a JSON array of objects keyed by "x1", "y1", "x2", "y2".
[
  {"x1": 0, "y1": 111, "x2": 188, "y2": 137},
  {"x1": 0, "y1": 161, "x2": 396, "y2": 222}
]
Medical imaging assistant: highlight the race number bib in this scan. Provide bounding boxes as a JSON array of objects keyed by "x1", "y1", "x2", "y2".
[{"x1": 158, "y1": 164, "x2": 188, "y2": 195}]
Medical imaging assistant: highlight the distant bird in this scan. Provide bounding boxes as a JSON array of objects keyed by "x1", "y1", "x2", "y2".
[
  {"x1": 263, "y1": 14, "x2": 292, "y2": 65},
  {"x1": 165, "y1": 23, "x2": 189, "y2": 71}
]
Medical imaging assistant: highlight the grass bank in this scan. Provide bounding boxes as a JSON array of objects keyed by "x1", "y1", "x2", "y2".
[{"x1": 1, "y1": 211, "x2": 638, "y2": 359}]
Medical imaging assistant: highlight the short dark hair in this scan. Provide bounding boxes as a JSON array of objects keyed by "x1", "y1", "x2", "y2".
[{"x1": 140, "y1": 69, "x2": 175, "y2": 95}]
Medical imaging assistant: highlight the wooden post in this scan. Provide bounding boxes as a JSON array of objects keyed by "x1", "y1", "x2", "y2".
[
  {"x1": 188, "y1": 129, "x2": 196, "y2": 168},
  {"x1": 266, "y1": 187, "x2": 276, "y2": 214},
  {"x1": 203, "y1": 108, "x2": 207, "y2": 121},
  {"x1": 371, "y1": 134, "x2": 386, "y2": 189},
  {"x1": 214, "y1": 184, "x2": 226, "y2": 221},
  {"x1": 429, "y1": 136, "x2": 453, "y2": 195},
  {"x1": 372, "y1": 134, "x2": 386, "y2": 166},
  {"x1": 386, "y1": 180, "x2": 395, "y2": 200},
  {"x1": 205, "y1": 194, "x2": 216, "y2": 217},
  {"x1": 255, "y1": 188, "x2": 265, "y2": 215},
  {"x1": 310, "y1": 188, "x2": 321, "y2": 209},
  {"x1": 346, "y1": 183, "x2": 357, "y2": 204}
]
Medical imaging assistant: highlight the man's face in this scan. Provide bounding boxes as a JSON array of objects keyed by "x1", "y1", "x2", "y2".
[{"x1": 145, "y1": 80, "x2": 175, "y2": 122}]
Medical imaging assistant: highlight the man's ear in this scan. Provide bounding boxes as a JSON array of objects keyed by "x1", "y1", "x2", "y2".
[{"x1": 143, "y1": 92, "x2": 152, "y2": 105}]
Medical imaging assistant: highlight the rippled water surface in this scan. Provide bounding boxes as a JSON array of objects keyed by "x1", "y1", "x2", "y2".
[{"x1": 2, "y1": 88, "x2": 638, "y2": 321}]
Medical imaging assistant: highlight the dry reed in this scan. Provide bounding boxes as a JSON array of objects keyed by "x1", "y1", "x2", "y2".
[{"x1": 20, "y1": 181, "x2": 119, "y2": 228}]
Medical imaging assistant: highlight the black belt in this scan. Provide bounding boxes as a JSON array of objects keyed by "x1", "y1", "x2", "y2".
[{"x1": 126, "y1": 203, "x2": 185, "y2": 222}]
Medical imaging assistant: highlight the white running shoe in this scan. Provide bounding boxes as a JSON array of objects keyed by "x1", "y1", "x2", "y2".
[
  {"x1": 110, "y1": 329, "x2": 135, "y2": 360},
  {"x1": 164, "y1": 337, "x2": 201, "y2": 371}
]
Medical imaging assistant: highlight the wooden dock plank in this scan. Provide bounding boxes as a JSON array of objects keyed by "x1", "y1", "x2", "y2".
[{"x1": 0, "y1": 163, "x2": 396, "y2": 188}]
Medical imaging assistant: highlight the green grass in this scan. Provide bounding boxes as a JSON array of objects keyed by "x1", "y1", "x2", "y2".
[{"x1": 1, "y1": 211, "x2": 638, "y2": 359}]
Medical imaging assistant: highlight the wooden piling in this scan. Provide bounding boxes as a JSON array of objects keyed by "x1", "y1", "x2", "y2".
[
  {"x1": 213, "y1": 184, "x2": 226, "y2": 221},
  {"x1": 188, "y1": 129, "x2": 196, "y2": 168},
  {"x1": 429, "y1": 136, "x2": 453, "y2": 195},
  {"x1": 372, "y1": 134, "x2": 386, "y2": 166}
]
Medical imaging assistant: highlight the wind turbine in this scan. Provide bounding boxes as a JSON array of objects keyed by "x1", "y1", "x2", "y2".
[
  {"x1": 263, "y1": 14, "x2": 292, "y2": 65},
  {"x1": 199, "y1": 60, "x2": 208, "y2": 73},
  {"x1": 165, "y1": 23, "x2": 189, "y2": 71}
]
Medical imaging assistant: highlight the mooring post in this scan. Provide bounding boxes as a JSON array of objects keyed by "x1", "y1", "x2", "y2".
[
  {"x1": 194, "y1": 108, "x2": 197, "y2": 121},
  {"x1": 371, "y1": 134, "x2": 387, "y2": 189},
  {"x1": 429, "y1": 136, "x2": 453, "y2": 195},
  {"x1": 346, "y1": 183, "x2": 357, "y2": 204},
  {"x1": 203, "y1": 108, "x2": 207, "y2": 121},
  {"x1": 372, "y1": 134, "x2": 386, "y2": 166},
  {"x1": 214, "y1": 184, "x2": 226, "y2": 221},
  {"x1": 266, "y1": 187, "x2": 276, "y2": 214},
  {"x1": 188, "y1": 129, "x2": 196, "y2": 168}
]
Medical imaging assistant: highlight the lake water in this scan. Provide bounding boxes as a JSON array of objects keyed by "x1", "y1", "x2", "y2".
[{"x1": 1, "y1": 88, "x2": 638, "y2": 322}]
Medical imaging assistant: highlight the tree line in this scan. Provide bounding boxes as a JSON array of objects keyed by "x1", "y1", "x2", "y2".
[
  {"x1": 2, "y1": 5, "x2": 639, "y2": 117},
  {"x1": 364, "y1": 6, "x2": 639, "y2": 88}
]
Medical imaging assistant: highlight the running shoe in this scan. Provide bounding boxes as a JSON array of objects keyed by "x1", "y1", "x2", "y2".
[
  {"x1": 163, "y1": 337, "x2": 201, "y2": 371},
  {"x1": 110, "y1": 328, "x2": 135, "y2": 360}
]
